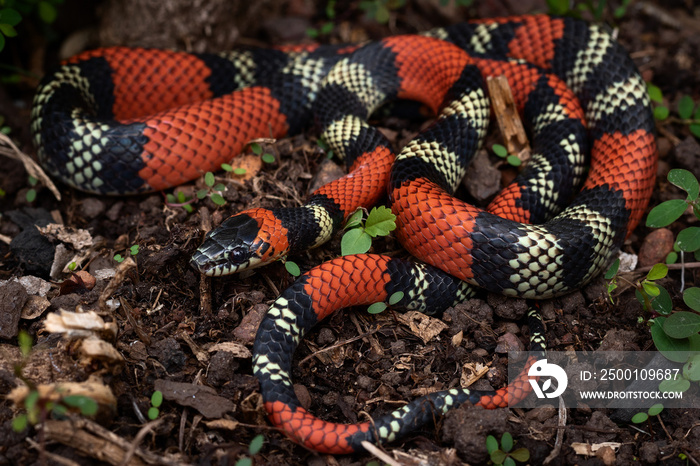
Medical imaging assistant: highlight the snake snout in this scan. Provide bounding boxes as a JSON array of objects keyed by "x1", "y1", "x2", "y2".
[{"x1": 191, "y1": 213, "x2": 263, "y2": 276}]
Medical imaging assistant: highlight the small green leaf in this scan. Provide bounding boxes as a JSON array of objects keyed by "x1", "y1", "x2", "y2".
[
  {"x1": 647, "y1": 263, "x2": 668, "y2": 281},
  {"x1": 196, "y1": 189, "x2": 208, "y2": 199},
  {"x1": 642, "y1": 281, "x2": 660, "y2": 297},
  {"x1": 678, "y1": 95, "x2": 695, "y2": 120},
  {"x1": 683, "y1": 353, "x2": 700, "y2": 381},
  {"x1": 367, "y1": 302, "x2": 387, "y2": 314},
  {"x1": 631, "y1": 412, "x2": 648, "y2": 423},
  {"x1": 677, "y1": 227, "x2": 700, "y2": 252},
  {"x1": 659, "y1": 376, "x2": 690, "y2": 392},
  {"x1": 213, "y1": 183, "x2": 226, "y2": 192},
  {"x1": 345, "y1": 209, "x2": 364, "y2": 229},
  {"x1": 147, "y1": 406, "x2": 159, "y2": 420},
  {"x1": 647, "y1": 83, "x2": 663, "y2": 103},
  {"x1": 248, "y1": 434, "x2": 265, "y2": 455},
  {"x1": 388, "y1": 291, "x2": 404, "y2": 305},
  {"x1": 285, "y1": 261, "x2": 301, "y2": 277},
  {"x1": 250, "y1": 142, "x2": 262, "y2": 154},
  {"x1": 262, "y1": 153, "x2": 276, "y2": 164},
  {"x1": 210, "y1": 193, "x2": 226, "y2": 206},
  {"x1": 26, "y1": 188, "x2": 37, "y2": 203},
  {"x1": 683, "y1": 287, "x2": 700, "y2": 312},
  {"x1": 221, "y1": 163, "x2": 233, "y2": 172},
  {"x1": 654, "y1": 106, "x2": 669, "y2": 120},
  {"x1": 320, "y1": 22, "x2": 334, "y2": 34},
  {"x1": 62, "y1": 395, "x2": 98, "y2": 416},
  {"x1": 0, "y1": 23, "x2": 17, "y2": 37},
  {"x1": 510, "y1": 448, "x2": 530, "y2": 462},
  {"x1": 546, "y1": 0, "x2": 570, "y2": 14},
  {"x1": 668, "y1": 168, "x2": 699, "y2": 201},
  {"x1": 507, "y1": 155, "x2": 522, "y2": 167},
  {"x1": 647, "y1": 404, "x2": 664, "y2": 416},
  {"x1": 18, "y1": 330, "x2": 32, "y2": 357},
  {"x1": 646, "y1": 199, "x2": 688, "y2": 227},
  {"x1": 114, "y1": 254, "x2": 124, "y2": 263},
  {"x1": 204, "y1": 172, "x2": 215, "y2": 187},
  {"x1": 233, "y1": 168, "x2": 247, "y2": 175},
  {"x1": 12, "y1": 414, "x2": 27, "y2": 432},
  {"x1": 486, "y1": 435, "x2": 499, "y2": 454},
  {"x1": 130, "y1": 244, "x2": 139, "y2": 255},
  {"x1": 341, "y1": 228, "x2": 372, "y2": 255},
  {"x1": 666, "y1": 251, "x2": 678, "y2": 264},
  {"x1": 605, "y1": 258, "x2": 620, "y2": 279},
  {"x1": 492, "y1": 144, "x2": 508, "y2": 157},
  {"x1": 651, "y1": 285, "x2": 673, "y2": 315},
  {"x1": 0, "y1": 34, "x2": 5, "y2": 53},
  {"x1": 151, "y1": 391, "x2": 163, "y2": 408},
  {"x1": 0, "y1": 8, "x2": 22, "y2": 26},
  {"x1": 689, "y1": 123, "x2": 700, "y2": 139},
  {"x1": 663, "y1": 311, "x2": 700, "y2": 339},
  {"x1": 659, "y1": 376, "x2": 690, "y2": 393},
  {"x1": 38, "y1": 1, "x2": 58, "y2": 23},
  {"x1": 504, "y1": 457, "x2": 516, "y2": 466},
  {"x1": 490, "y1": 450, "x2": 508, "y2": 465},
  {"x1": 651, "y1": 317, "x2": 691, "y2": 362},
  {"x1": 500, "y1": 432, "x2": 513, "y2": 452},
  {"x1": 364, "y1": 206, "x2": 396, "y2": 237}
]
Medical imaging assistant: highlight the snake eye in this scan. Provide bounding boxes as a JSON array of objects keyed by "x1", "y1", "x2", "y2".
[{"x1": 227, "y1": 246, "x2": 249, "y2": 264}]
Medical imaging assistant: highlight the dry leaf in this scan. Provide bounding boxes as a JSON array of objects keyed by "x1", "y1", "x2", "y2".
[{"x1": 397, "y1": 311, "x2": 448, "y2": 344}]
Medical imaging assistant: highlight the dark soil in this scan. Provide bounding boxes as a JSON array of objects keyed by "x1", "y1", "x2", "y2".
[{"x1": 1, "y1": 1, "x2": 699, "y2": 465}]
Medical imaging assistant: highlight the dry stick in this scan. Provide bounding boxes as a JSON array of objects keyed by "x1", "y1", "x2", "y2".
[
  {"x1": 44, "y1": 419, "x2": 149, "y2": 466},
  {"x1": 198, "y1": 207, "x2": 213, "y2": 316},
  {"x1": 487, "y1": 75, "x2": 531, "y2": 165},
  {"x1": 361, "y1": 441, "x2": 404, "y2": 466},
  {"x1": 634, "y1": 261, "x2": 700, "y2": 274},
  {"x1": 0, "y1": 133, "x2": 61, "y2": 200},
  {"x1": 26, "y1": 438, "x2": 81, "y2": 466},
  {"x1": 299, "y1": 326, "x2": 382, "y2": 365},
  {"x1": 119, "y1": 419, "x2": 163, "y2": 466},
  {"x1": 544, "y1": 396, "x2": 567, "y2": 464}
]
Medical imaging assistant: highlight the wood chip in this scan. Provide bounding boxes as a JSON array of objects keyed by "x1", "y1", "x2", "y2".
[{"x1": 487, "y1": 75, "x2": 531, "y2": 164}]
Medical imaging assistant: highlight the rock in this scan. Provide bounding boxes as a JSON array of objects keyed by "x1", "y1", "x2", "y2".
[
  {"x1": 638, "y1": 442, "x2": 659, "y2": 465},
  {"x1": 148, "y1": 338, "x2": 186, "y2": 372},
  {"x1": 674, "y1": 136, "x2": 700, "y2": 180},
  {"x1": 638, "y1": 228, "x2": 674, "y2": 267},
  {"x1": 0, "y1": 281, "x2": 28, "y2": 339},
  {"x1": 441, "y1": 405, "x2": 508, "y2": 462},
  {"x1": 207, "y1": 351, "x2": 240, "y2": 387},
  {"x1": 495, "y1": 332, "x2": 524, "y2": 353}
]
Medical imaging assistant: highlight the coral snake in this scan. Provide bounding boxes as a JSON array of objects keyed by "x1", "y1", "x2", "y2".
[{"x1": 32, "y1": 15, "x2": 657, "y2": 454}]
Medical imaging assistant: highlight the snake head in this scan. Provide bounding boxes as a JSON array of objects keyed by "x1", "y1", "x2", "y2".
[{"x1": 190, "y1": 209, "x2": 289, "y2": 276}]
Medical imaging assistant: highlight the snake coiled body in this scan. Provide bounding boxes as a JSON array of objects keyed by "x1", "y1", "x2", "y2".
[{"x1": 32, "y1": 15, "x2": 657, "y2": 454}]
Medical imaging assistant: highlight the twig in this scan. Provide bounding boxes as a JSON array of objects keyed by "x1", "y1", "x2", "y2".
[
  {"x1": 119, "y1": 419, "x2": 163, "y2": 466},
  {"x1": 0, "y1": 133, "x2": 61, "y2": 200},
  {"x1": 26, "y1": 438, "x2": 81, "y2": 466},
  {"x1": 361, "y1": 441, "x2": 403, "y2": 466},
  {"x1": 544, "y1": 396, "x2": 567, "y2": 464},
  {"x1": 299, "y1": 326, "x2": 382, "y2": 365},
  {"x1": 197, "y1": 207, "x2": 213, "y2": 316}
]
